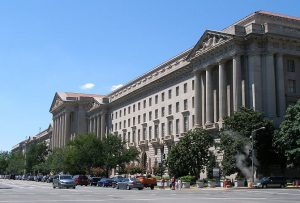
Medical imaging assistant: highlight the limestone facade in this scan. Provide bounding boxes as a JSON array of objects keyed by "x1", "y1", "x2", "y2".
[{"x1": 49, "y1": 11, "x2": 300, "y2": 172}]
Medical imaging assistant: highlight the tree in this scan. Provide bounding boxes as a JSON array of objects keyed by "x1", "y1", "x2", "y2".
[
  {"x1": 220, "y1": 107, "x2": 279, "y2": 177},
  {"x1": 6, "y1": 151, "x2": 25, "y2": 175},
  {"x1": 167, "y1": 128, "x2": 213, "y2": 178},
  {"x1": 0, "y1": 151, "x2": 9, "y2": 174},
  {"x1": 101, "y1": 134, "x2": 139, "y2": 177},
  {"x1": 25, "y1": 142, "x2": 49, "y2": 173},
  {"x1": 274, "y1": 100, "x2": 300, "y2": 168},
  {"x1": 206, "y1": 151, "x2": 217, "y2": 179}
]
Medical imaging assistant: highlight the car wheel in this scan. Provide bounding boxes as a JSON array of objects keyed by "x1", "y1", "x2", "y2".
[
  {"x1": 126, "y1": 185, "x2": 130, "y2": 190},
  {"x1": 73, "y1": 186, "x2": 76, "y2": 189},
  {"x1": 53, "y1": 185, "x2": 56, "y2": 189},
  {"x1": 263, "y1": 184, "x2": 267, "y2": 189},
  {"x1": 280, "y1": 184, "x2": 285, "y2": 188},
  {"x1": 150, "y1": 185, "x2": 154, "y2": 190},
  {"x1": 138, "y1": 187, "x2": 143, "y2": 190}
]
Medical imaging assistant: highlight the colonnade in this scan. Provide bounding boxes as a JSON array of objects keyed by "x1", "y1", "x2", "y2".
[
  {"x1": 88, "y1": 113, "x2": 106, "y2": 139},
  {"x1": 52, "y1": 111, "x2": 70, "y2": 149}
]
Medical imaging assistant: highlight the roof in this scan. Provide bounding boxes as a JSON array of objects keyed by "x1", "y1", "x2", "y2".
[{"x1": 256, "y1": 10, "x2": 300, "y2": 22}]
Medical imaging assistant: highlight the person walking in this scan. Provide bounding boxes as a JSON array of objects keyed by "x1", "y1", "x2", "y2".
[
  {"x1": 170, "y1": 177, "x2": 175, "y2": 190},
  {"x1": 178, "y1": 178, "x2": 182, "y2": 190}
]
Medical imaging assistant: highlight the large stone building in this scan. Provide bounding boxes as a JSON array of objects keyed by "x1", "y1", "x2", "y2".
[{"x1": 49, "y1": 11, "x2": 300, "y2": 172}]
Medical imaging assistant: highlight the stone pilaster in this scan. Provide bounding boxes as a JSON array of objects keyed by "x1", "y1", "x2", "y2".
[
  {"x1": 276, "y1": 53, "x2": 286, "y2": 118},
  {"x1": 265, "y1": 53, "x2": 276, "y2": 118},
  {"x1": 194, "y1": 71, "x2": 202, "y2": 128},
  {"x1": 218, "y1": 61, "x2": 226, "y2": 122},
  {"x1": 205, "y1": 67, "x2": 213, "y2": 125},
  {"x1": 233, "y1": 55, "x2": 242, "y2": 112}
]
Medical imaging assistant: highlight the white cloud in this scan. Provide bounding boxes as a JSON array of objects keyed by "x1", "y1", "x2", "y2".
[
  {"x1": 80, "y1": 83, "x2": 95, "y2": 90},
  {"x1": 111, "y1": 84, "x2": 124, "y2": 91}
]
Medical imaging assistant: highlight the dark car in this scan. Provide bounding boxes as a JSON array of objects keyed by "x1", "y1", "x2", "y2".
[
  {"x1": 73, "y1": 175, "x2": 89, "y2": 186},
  {"x1": 112, "y1": 177, "x2": 125, "y2": 188},
  {"x1": 97, "y1": 178, "x2": 113, "y2": 187},
  {"x1": 254, "y1": 176, "x2": 287, "y2": 188},
  {"x1": 47, "y1": 175, "x2": 54, "y2": 183},
  {"x1": 89, "y1": 177, "x2": 101, "y2": 186}
]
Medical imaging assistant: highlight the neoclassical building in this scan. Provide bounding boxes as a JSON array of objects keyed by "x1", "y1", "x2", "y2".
[{"x1": 49, "y1": 11, "x2": 300, "y2": 172}]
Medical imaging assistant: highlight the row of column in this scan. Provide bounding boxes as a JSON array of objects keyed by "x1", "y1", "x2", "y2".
[
  {"x1": 52, "y1": 111, "x2": 70, "y2": 149},
  {"x1": 88, "y1": 113, "x2": 106, "y2": 139}
]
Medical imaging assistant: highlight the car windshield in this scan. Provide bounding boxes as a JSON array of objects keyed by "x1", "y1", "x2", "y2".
[{"x1": 60, "y1": 176, "x2": 72, "y2": 180}]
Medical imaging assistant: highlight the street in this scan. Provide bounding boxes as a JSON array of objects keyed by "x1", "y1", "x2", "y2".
[{"x1": 0, "y1": 179, "x2": 299, "y2": 203}]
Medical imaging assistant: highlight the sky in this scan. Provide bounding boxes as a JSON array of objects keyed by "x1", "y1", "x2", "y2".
[{"x1": 0, "y1": 0, "x2": 299, "y2": 151}]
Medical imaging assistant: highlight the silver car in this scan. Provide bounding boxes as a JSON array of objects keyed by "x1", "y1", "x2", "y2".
[
  {"x1": 117, "y1": 178, "x2": 144, "y2": 190},
  {"x1": 53, "y1": 175, "x2": 76, "y2": 189}
]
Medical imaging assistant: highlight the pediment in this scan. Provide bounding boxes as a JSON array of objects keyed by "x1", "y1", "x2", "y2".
[
  {"x1": 187, "y1": 30, "x2": 234, "y2": 60},
  {"x1": 49, "y1": 93, "x2": 64, "y2": 112},
  {"x1": 88, "y1": 100, "x2": 101, "y2": 112}
]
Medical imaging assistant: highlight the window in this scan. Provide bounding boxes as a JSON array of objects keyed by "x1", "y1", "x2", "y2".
[
  {"x1": 168, "y1": 120, "x2": 173, "y2": 135},
  {"x1": 133, "y1": 117, "x2": 136, "y2": 126},
  {"x1": 168, "y1": 104, "x2": 172, "y2": 115},
  {"x1": 149, "y1": 126, "x2": 152, "y2": 140},
  {"x1": 155, "y1": 95, "x2": 158, "y2": 104},
  {"x1": 192, "y1": 115, "x2": 195, "y2": 127},
  {"x1": 176, "y1": 119, "x2": 180, "y2": 134},
  {"x1": 161, "y1": 92, "x2": 165, "y2": 102},
  {"x1": 124, "y1": 108, "x2": 126, "y2": 116},
  {"x1": 112, "y1": 124, "x2": 114, "y2": 132},
  {"x1": 143, "y1": 113, "x2": 146, "y2": 123},
  {"x1": 161, "y1": 107, "x2": 165, "y2": 117},
  {"x1": 176, "y1": 86, "x2": 179, "y2": 96},
  {"x1": 138, "y1": 129, "x2": 141, "y2": 142},
  {"x1": 154, "y1": 148, "x2": 158, "y2": 155},
  {"x1": 168, "y1": 89, "x2": 172, "y2": 99},
  {"x1": 138, "y1": 102, "x2": 141, "y2": 110},
  {"x1": 128, "y1": 106, "x2": 131, "y2": 114},
  {"x1": 123, "y1": 120, "x2": 126, "y2": 128},
  {"x1": 127, "y1": 132, "x2": 130, "y2": 143},
  {"x1": 149, "y1": 111, "x2": 152, "y2": 121},
  {"x1": 123, "y1": 132, "x2": 126, "y2": 142},
  {"x1": 132, "y1": 130, "x2": 136, "y2": 143},
  {"x1": 138, "y1": 115, "x2": 141, "y2": 124},
  {"x1": 154, "y1": 124, "x2": 159, "y2": 138},
  {"x1": 149, "y1": 97, "x2": 152, "y2": 106},
  {"x1": 155, "y1": 109, "x2": 158, "y2": 119},
  {"x1": 115, "y1": 123, "x2": 117, "y2": 131},
  {"x1": 128, "y1": 118, "x2": 130, "y2": 127},
  {"x1": 143, "y1": 100, "x2": 146, "y2": 108},
  {"x1": 287, "y1": 59, "x2": 295, "y2": 72},
  {"x1": 184, "y1": 99, "x2": 188, "y2": 110},
  {"x1": 183, "y1": 116, "x2": 189, "y2": 132},
  {"x1": 120, "y1": 110, "x2": 122, "y2": 117},
  {"x1": 176, "y1": 102, "x2": 180, "y2": 112},
  {"x1": 161, "y1": 123, "x2": 165, "y2": 138},
  {"x1": 111, "y1": 113, "x2": 114, "y2": 120},
  {"x1": 192, "y1": 97, "x2": 195, "y2": 108},
  {"x1": 288, "y1": 80, "x2": 296, "y2": 93},
  {"x1": 133, "y1": 104, "x2": 136, "y2": 112},
  {"x1": 184, "y1": 83, "x2": 187, "y2": 93},
  {"x1": 192, "y1": 80, "x2": 195, "y2": 90},
  {"x1": 143, "y1": 127, "x2": 147, "y2": 140},
  {"x1": 115, "y1": 112, "x2": 118, "y2": 119},
  {"x1": 119, "y1": 122, "x2": 121, "y2": 129}
]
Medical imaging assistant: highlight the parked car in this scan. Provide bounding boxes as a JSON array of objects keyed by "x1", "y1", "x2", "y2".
[
  {"x1": 47, "y1": 175, "x2": 54, "y2": 183},
  {"x1": 97, "y1": 178, "x2": 113, "y2": 187},
  {"x1": 116, "y1": 178, "x2": 144, "y2": 190},
  {"x1": 89, "y1": 177, "x2": 101, "y2": 186},
  {"x1": 73, "y1": 175, "x2": 89, "y2": 186},
  {"x1": 136, "y1": 175, "x2": 157, "y2": 190},
  {"x1": 254, "y1": 176, "x2": 287, "y2": 188},
  {"x1": 35, "y1": 175, "x2": 43, "y2": 182},
  {"x1": 53, "y1": 175, "x2": 76, "y2": 189},
  {"x1": 112, "y1": 177, "x2": 125, "y2": 188}
]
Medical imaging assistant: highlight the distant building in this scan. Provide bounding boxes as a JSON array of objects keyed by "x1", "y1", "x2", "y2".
[{"x1": 47, "y1": 11, "x2": 300, "y2": 172}]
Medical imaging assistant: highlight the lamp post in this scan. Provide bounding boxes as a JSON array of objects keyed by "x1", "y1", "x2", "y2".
[{"x1": 250, "y1": 127, "x2": 265, "y2": 184}]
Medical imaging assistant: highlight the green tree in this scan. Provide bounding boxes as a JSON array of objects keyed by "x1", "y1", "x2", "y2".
[
  {"x1": 101, "y1": 134, "x2": 139, "y2": 177},
  {"x1": 275, "y1": 100, "x2": 300, "y2": 168},
  {"x1": 220, "y1": 107, "x2": 278, "y2": 177},
  {"x1": 206, "y1": 151, "x2": 217, "y2": 179},
  {"x1": 0, "y1": 151, "x2": 9, "y2": 174},
  {"x1": 6, "y1": 151, "x2": 25, "y2": 174},
  {"x1": 167, "y1": 128, "x2": 213, "y2": 178},
  {"x1": 25, "y1": 142, "x2": 49, "y2": 173}
]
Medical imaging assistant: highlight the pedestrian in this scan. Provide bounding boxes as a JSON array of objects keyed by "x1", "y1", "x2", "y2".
[
  {"x1": 161, "y1": 177, "x2": 165, "y2": 190},
  {"x1": 170, "y1": 176, "x2": 175, "y2": 190},
  {"x1": 178, "y1": 178, "x2": 182, "y2": 190}
]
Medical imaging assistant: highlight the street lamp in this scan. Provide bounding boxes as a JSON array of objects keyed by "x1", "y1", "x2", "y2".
[{"x1": 250, "y1": 126, "x2": 265, "y2": 184}]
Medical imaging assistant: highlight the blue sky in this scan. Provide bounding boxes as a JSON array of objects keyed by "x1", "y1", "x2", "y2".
[{"x1": 0, "y1": 0, "x2": 299, "y2": 151}]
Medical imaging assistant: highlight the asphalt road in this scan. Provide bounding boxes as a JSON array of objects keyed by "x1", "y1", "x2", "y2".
[{"x1": 0, "y1": 179, "x2": 299, "y2": 203}]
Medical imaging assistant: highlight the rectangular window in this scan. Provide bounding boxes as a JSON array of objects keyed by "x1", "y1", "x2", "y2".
[
  {"x1": 149, "y1": 97, "x2": 152, "y2": 106},
  {"x1": 184, "y1": 83, "x2": 187, "y2": 93},
  {"x1": 155, "y1": 109, "x2": 158, "y2": 119},
  {"x1": 138, "y1": 102, "x2": 141, "y2": 110},
  {"x1": 111, "y1": 113, "x2": 114, "y2": 120},
  {"x1": 143, "y1": 113, "x2": 146, "y2": 123},
  {"x1": 288, "y1": 80, "x2": 296, "y2": 93},
  {"x1": 138, "y1": 129, "x2": 141, "y2": 142},
  {"x1": 123, "y1": 120, "x2": 126, "y2": 128},
  {"x1": 161, "y1": 92, "x2": 165, "y2": 102},
  {"x1": 115, "y1": 112, "x2": 118, "y2": 119},
  {"x1": 176, "y1": 119, "x2": 180, "y2": 134},
  {"x1": 119, "y1": 122, "x2": 121, "y2": 129},
  {"x1": 128, "y1": 106, "x2": 131, "y2": 114},
  {"x1": 123, "y1": 132, "x2": 126, "y2": 142},
  {"x1": 192, "y1": 80, "x2": 195, "y2": 90},
  {"x1": 183, "y1": 116, "x2": 189, "y2": 132},
  {"x1": 192, "y1": 97, "x2": 195, "y2": 108},
  {"x1": 154, "y1": 124, "x2": 159, "y2": 138},
  {"x1": 124, "y1": 108, "x2": 126, "y2": 116},
  {"x1": 128, "y1": 118, "x2": 130, "y2": 127},
  {"x1": 168, "y1": 89, "x2": 172, "y2": 99},
  {"x1": 138, "y1": 115, "x2": 141, "y2": 124},
  {"x1": 154, "y1": 148, "x2": 158, "y2": 155},
  {"x1": 127, "y1": 132, "x2": 130, "y2": 143},
  {"x1": 133, "y1": 104, "x2": 136, "y2": 112},
  {"x1": 120, "y1": 110, "x2": 122, "y2": 117},
  {"x1": 176, "y1": 86, "x2": 179, "y2": 96},
  {"x1": 115, "y1": 123, "x2": 117, "y2": 131},
  {"x1": 161, "y1": 107, "x2": 165, "y2": 117},
  {"x1": 155, "y1": 95, "x2": 158, "y2": 104},
  {"x1": 287, "y1": 59, "x2": 295, "y2": 72},
  {"x1": 184, "y1": 99, "x2": 188, "y2": 110},
  {"x1": 192, "y1": 115, "x2": 195, "y2": 127},
  {"x1": 176, "y1": 102, "x2": 180, "y2": 112},
  {"x1": 143, "y1": 127, "x2": 147, "y2": 140},
  {"x1": 149, "y1": 126, "x2": 152, "y2": 140},
  {"x1": 149, "y1": 111, "x2": 152, "y2": 121},
  {"x1": 133, "y1": 117, "x2": 136, "y2": 126},
  {"x1": 161, "y1": 123, "x2": 165, "y2": 138},
  {"x1": 132, "y1": 130, "x2": 136, "y2": 143},
  {"x1": 168, "y1": 104, "x2": 172, "y2": 115},
  {"x1": 143, "y1": 100, "x2": 146, "y2": 108},
  {"x1": 168, "y1": 120, "x2": 173, "y2": 135}
]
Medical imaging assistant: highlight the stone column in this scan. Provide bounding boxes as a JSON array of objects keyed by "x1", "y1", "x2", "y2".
[
  {"x1": 206, "y1": 67, "x2": 213, "y2": 125},
  {"x1": 52, "y1": 118, "x2": 56, "y2": 149},
  {"x1": 276, "y1": 53, "x2": 286, "y2": 117},
  {"x1": 89, "y1": 118, "x2": 92, "y2": 133},
  {"x1": 101, "y1": 113, "x2": 106, "y2": 139},
  {"x1": 265, "y1": 53, "x2": 276, "y2": 118},
  {"x1": 248, "y1": 54, "x2": 263, "y2": 111},
  {"x1": 194, "y1": 71, "x2": 202, "y2": 128},
  {"x1": 61, "y1": 113, "x2": 65, "y2": 147},
  {"x1": 96, "y1": 115, "x2": 100, "y2": 138},
  {"x1": 201, "y1": 72, "x2": 206, "y2": 126},
  {"x1": 64, "y1": 111, "x2": 70, "y2": 146},
  {"x1": 233, "y1": 55, "x2": 242, "y2": 112},
  {"x1": 218, "y1": 61, "x2": 226, "y2": 122}
]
